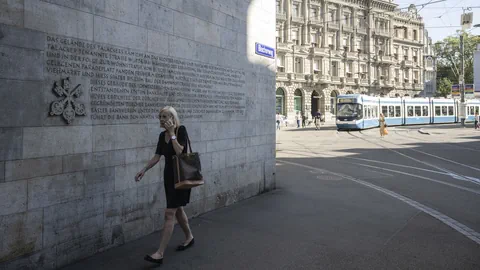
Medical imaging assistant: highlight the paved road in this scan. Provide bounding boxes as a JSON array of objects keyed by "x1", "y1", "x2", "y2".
[{"x1": 62, "y1": 124, "x2": 480, "y2": 269}]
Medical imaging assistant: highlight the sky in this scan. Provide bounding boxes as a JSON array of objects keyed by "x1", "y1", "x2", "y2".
[{"x1": 394, "y1": 0, "x2": 480, "y2": 42}]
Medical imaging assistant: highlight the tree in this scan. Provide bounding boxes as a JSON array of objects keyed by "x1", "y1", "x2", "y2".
[
  {"x1": 434, "y1": 32, "x2": 480, "y2": 84},
  {"x1": 436, "y1": 77, "x2": 452, "y2": 98}
]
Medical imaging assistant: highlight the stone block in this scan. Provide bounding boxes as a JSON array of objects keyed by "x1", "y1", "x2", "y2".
[
  {"x1": 85, "y1": 167, "x2": 115, "y2": 196},
  {"x1": 103, "y1": 191, "x2": 124, "y2": 228},
  {"x1": 200, "y1": 122, "x2": 218, "y2": 141},
  {"x1": 0, "y1": 80, "x2": 45, "y2": 128},
  {"x1": 237, "y1": 33, "x2": 247, "y2": 54},
  {"x1": 93, "y1": 15, "x2": 147, "y2": 51},
  {"x1": 5, "y1": 156, "x2": 62, "y2": 182},
  {"x1": 195, "y1": 40, "x2": 218, "y2": 65},
  {"x1": 0, "y1": 45, "x2": 43, "y2": 81},
  {"x1": 0, "y1": 128, "x2": 22, "y2": 161},
  {"x1": 24, "y1": 0, "x2": 93, "y2": 40},
  {"x1": 199, "y1": 152, "x2": 212, "y2": 172},
  {"x1": 94, "y1": 0, "x2": 139, "y2": 25},
  {"x1": 235, "y1": 137, "x2": 247, "y2": 148},
  {"x1": 211, "y1": 151, "x2": 226, "y2": 171},
  {"x1": 139, "y1": 0, "x2": 173, "y2": 34},
  {"x1": 206, "y1": 138, "x2": 236, "y2": 153},
  {"x1": 0, "y1": 162, "x2": 4, "y2": 182},
  {"x1": 62, "y1": 150, "x2": 126, "y2": 173},
  {"x1": 0, "y1": 24, "x2": 44, "y2": 50},
  {"x1": 0, "y1": 0, "x2": 23, "y2": 27},
  {"x1": 183, "y1": 0, "x2": 212, "y2": 22},
  {"x1": 190, "y1": 141, "x2": 206, "y2": 154},
  {"x1": 125, "y1": 147, "x2": 154, "y2": 164},
  {"x1": 0, "y1": 246, "x2": 56, "y2": 270},
  {"x1": 0, "y1": 210, "x2": 43, "y2": 264},
  {"x1": 55, "y1": 231, "x2": 106, "y2": 268},
  {"x1": 194, "y1": 18, "x2": 220, "y2": 47},
  {"x1": 23, "y1": 126, "x2": 92, "y2": 159},
  {"x1": 220, "y1": 27, "x2": 237, "y2": 51},
  {"x1": 212, "y1": 9, "x2": 226, "y2": 26},
  {"x1": 147, "y1": 29, "x2": 169, "y2": 56},
  {"x1": 114, "y1": 163, "x2": 161, "y2": 192},
  {"x1": 27, "y1": 172, "x2": 85, "y2": 209},
  {"x1": 169, "y1": 36, "x2": 196, "y2": 61},
  {"x1": 41, "y1": 0, "x2": 95, "y2": 13},
  {"x1": 43, "y1": 196, "x2": 103, "y2": 247},
  {"x1": 93, "y1": 124, "x2": 151, "y2": 152},
  {"x1": 160, "y1": 0, "x2": 182, "y2": 11},
  {"x1": 173, "y1": 10, "x2": 195, "y2": 40},
  {"x1": 0, "y1": 180, "x2": 27, "y2": 215}
]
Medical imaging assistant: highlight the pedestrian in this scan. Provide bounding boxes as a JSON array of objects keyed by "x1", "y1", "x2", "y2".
[
  {"x1": 301, "y1": 113, "x2": 306, "y2": 128},
  {"x1": 284, "y1": 115, "x2": 289, "y2": 127},
  {"x1": 314, "y1": 110, "x2": 322, "y2": 130},
  {"x1": 475, "y1": 111, "x2": 479, "y2": 130},
  {"x1": 295, "y1": 112, "x2": 300, "y2": 128},
  {"x1": 379, "y1": 112, "x2": 387, "y2": 137},
  {"x1": 276, "y1": 112, "x2": 281, "y2": 130},
  {"x1": 135, "y1": 106, "x2": 195, "y2": 265}
]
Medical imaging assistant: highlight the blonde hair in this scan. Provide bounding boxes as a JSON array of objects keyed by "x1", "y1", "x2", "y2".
[{"x1": 160, "y1": 106, "x2": 181, "y2": 127}]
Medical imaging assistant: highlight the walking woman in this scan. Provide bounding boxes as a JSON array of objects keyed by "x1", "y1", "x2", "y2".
[
  {"x1": 379, "y1": 112, "x2": 387, "y2": 137},
  {"x1": 135, "y1": 106, "x2": 194, "y2": 265}
]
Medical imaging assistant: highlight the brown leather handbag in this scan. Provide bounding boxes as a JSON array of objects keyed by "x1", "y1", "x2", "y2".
[{"x1": 173, "y1": 128, "x2": 204, "y2": 190}]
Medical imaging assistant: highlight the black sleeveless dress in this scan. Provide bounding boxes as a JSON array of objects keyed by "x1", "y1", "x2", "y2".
[{"x1": 155, "y1": 125, "x2": 191, "y2": 209}]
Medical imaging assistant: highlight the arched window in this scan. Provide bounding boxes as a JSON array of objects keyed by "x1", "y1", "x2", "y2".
[
  {"x1": 276, "y1": 88, "x2": 286, "y2": 115},
  {"x1": 294, "y1": 89, "x2": 303, "y2": 113},
  {"x1": 395, "y1": 93, "x2": 400, "y2": 97},
  {"x1": 346, "y1": 91, "x2": 354, "y2": 94},
  {"x1": 330, "y1": 90, "x2": 339, "y2": 115}
]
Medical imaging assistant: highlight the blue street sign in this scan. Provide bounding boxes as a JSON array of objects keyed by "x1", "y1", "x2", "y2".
[{"x1": 255, "y1": 42, "x2": 275, "y2": 59}]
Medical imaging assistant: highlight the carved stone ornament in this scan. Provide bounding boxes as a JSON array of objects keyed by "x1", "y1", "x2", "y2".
[{"x1": 49, "y1": 77, "x2": 86, "y2": 124}]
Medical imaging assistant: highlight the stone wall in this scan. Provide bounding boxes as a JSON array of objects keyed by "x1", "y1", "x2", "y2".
[{"x1": 0, "y1": 0, "x2": 276, "y2": 269}]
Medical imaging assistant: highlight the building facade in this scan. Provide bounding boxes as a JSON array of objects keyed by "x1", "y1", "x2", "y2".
[
  {"x1": 422, "y1": 29, "x2": 437, "y2": 97},
  {"x1": 275, "y1": 0, "x2": 428, "y2": 122}
]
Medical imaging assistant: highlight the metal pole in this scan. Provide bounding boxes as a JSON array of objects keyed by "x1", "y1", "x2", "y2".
[{"x1": 460, "y1": 33, "x2": 465, "y2": 126}]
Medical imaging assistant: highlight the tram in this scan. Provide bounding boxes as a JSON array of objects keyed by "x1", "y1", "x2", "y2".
[{"x1": 336, "y1": 94, "x2": 480, "y2": 130}]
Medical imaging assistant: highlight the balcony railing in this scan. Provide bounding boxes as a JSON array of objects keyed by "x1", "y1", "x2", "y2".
[
  {"x1": 343, "y1": 25, "x2": 354, "y2": 32},
  {"x1": 357, "y1": 27, "x2": 367, "y2": 34},
  {"x1": 328, "y1": 22, "x2": 340, "y2": 29},
  {"x1": 310, "y1": 47, "x2": 328, "y2": 56},
  {"x1": 277, "y1": 43, "x2": 291, "y2": 52},
  {"x1": 402, "y1": 60, "x2": 413, "y2": 67},
  {"x1": 309, "y1": 18, "x2": 322, "y2": 26},
  {"x1": 375, "y1": 29, "x2": 389, "y2": 36},
  {"x1": 345, "y1": 51, "x2": 357, "y2": 59},
  {"x1": 413, "y1": 83, "x2": 423, "y2": 90},
  {"x1": 346, "y1": 77, "x2": 355, "y2": 84},
  {"x1": 317, "y1": 75, "x2": 330, "y2": 84},
  {"x1": 292, "y1": 16, "x2": 304, "y2": 23},
  {"x1": 403, "y1": 83, "x2": 412, "y2": 89},
  {"x1": 277, "y1": 12, "x2": 286, "y2": 21},
  {"x1": 360, "y1": 79, "x2": 369, "y2": 85},
  {"x1": 331, "y1": 76, "x2": 340, "y2": 82},
  {"x1": 380, "y1": 55, "x2": 393, "y2": 63}
]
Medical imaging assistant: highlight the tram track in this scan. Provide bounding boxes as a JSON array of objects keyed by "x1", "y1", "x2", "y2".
[{"x1": 347, "y1": 131, "x2": 480, "y2": 186}]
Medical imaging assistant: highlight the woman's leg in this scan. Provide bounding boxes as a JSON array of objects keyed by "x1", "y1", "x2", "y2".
[
  {"x1": 175, "y1": 207, "x2": 194, "y2": 245},
  {"x1": 150, "y1": 208, "x2": 177, "y2": 259}
]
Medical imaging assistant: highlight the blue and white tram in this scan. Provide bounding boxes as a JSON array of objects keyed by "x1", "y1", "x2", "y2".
[
  {"x1": 465, "y1": 99, "x2": 480, "y2": 123},
  {"x1": 335, "y1": 94, "x2": 480, "y2": 130}
]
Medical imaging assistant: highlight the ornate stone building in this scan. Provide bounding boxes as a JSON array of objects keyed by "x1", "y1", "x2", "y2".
[
  {"x1": 422, "y1": 29, "x2": 437, "y2": 97},
  {"x1": 275, "y1": 0, "x2": 428, "y2": 122}
]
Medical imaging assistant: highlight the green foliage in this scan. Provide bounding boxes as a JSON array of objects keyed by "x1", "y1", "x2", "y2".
[
  {"x1": 436, "y1": 77, "x2": 453, "y2": 98},
  {"x1": 434, "y1": 32, "x2": 480, "y2": 84}
]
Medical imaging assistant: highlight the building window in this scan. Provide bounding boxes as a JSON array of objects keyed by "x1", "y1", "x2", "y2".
[
  {"x1": 404, "y1": 69, "x2": 409, "y2": 82},
  {"x1": 360, "y1": 64, "x2": 367, "y2": 79},
  {"x1": 294, "y1": 89, "x2": 303, "y2": 113},
  {"x1": 310, "y1": 33, "x2": 317, "y2": 47},
  {"x1": 413, "y1": 30, "x2": 417, "y2": 41},
  {"x1": 276, "y1": 29, "x2": 282, "y2": 43},
  {"x1": 329, "y1": 34, "x2": 335, "y2": 49},
  {"x1": 426, "y1": 57, "x2": 433, "y2": 67},
  {"x1": 344, "y1": 13, "x2": 351, "y2": 26},
  {"x1": 404, "y1": 29, "x2": 408, "y2": 38},
  {"x1": 292, "y1": 30, "x2": 299, "y2": 45},
  {"x1": 346, "y1": 62, "x2": 352, "y2": 77},
  {"x1": 413, "y1": 50, "x2": 418, "y2": 63},
  {"x1": 310, "y1": 8, "x2": 317, "y2": 19},
  {"x1": 403, "y1": 48, "x2": 408, "y2": 60},
  {"x1": 395, "y1": 69, "x2": 400, "y2": 82},
  {"x1": 295, "y1": 57, "x2": 303, "y2": 73},
  {"x1": 328, "y1": 9, "x2": 336, "y2": 22},
  {"x1": 277, "y1": 55, "x2": 285, "y2": 72},
  {"x1": 276, "y1": 1, "x2": 281, "y2": 13},
  {"x1": 293, "y1": 3, "x2": 300, "y2": 17},
  {"x1": 413, "y1": 71, "x2": 419, "y2": 83},
  {"x1": 313, "y1": 59, "x2": 321, "y2": 74},
  {"x1": 331, "y1": 61, "x2": 338, "y2": 76}
]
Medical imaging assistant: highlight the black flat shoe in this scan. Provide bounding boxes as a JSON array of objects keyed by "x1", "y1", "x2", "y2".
[
  {"x1": 144, "y1": 255, "x2": 163, "y2": 264},
  {"x1": 176, "y1": 238, "x2": 195, "y2": 251}
]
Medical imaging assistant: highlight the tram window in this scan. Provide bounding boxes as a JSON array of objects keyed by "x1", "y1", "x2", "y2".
[
  {"x1": 382, "y1": 106, "x2": 388, "y2": 116},
  {"x1": 476, "y1": 106, "x2": 479, "y2": 114},
  {"x1": 407, "y1": 106, "x2": 414, "y2": 117},
  {"x1": 414, "y1": 106, "x2": 421, "y2": 117},
  {"x1": 368, "y1": 106, "x2": 372, "y2": 119},
  {"x1": 441, "y1": 106, "x2": 447, "y2": 116},
  {"x1": 373, "y1": 106, "x2": 378, "y2": 118},
  {"x1": 435, "y1": 106, "x2": 441, "y2": 116},
  {"x1": 448, "y1": 106, "x2": 454, "y2": 116},
  {"x1": 422, "y1": 106, "x2": 428, "y2": 116},
  {"x1": 388, "y1": 106, "x2": 394, "y2": 117},
  {"x1": 395, "y1": 106, "x2": 401, "y2": 117}
]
